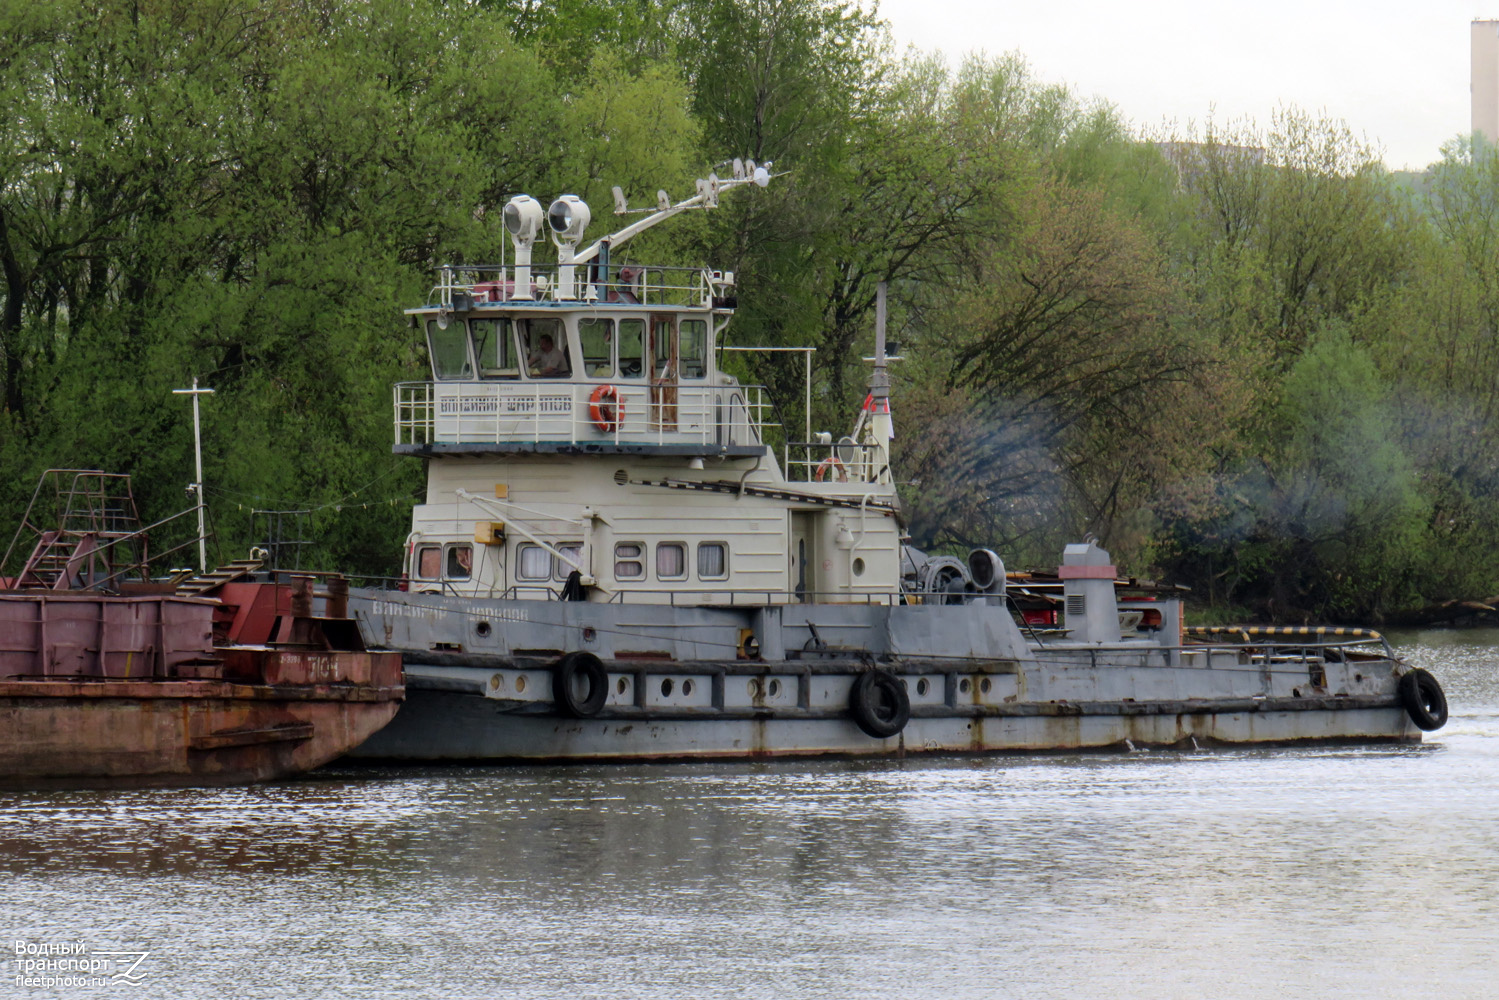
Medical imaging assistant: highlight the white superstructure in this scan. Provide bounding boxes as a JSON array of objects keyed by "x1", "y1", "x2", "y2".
[{"x1": 394, "y1": 162, "x2": 906, "y2": 610}]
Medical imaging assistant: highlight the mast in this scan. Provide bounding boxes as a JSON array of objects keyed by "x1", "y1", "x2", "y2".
[
  {"x1": 856, "y1": 282, "x2": 895, "y2": 484},
  {"x1": 172, "y1": 377, "x2": 215, "y2": 572}
]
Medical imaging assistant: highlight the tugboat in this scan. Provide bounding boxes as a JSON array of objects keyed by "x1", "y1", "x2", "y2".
[
  {"x1": 346, "y1": 161, "x2": 1447, "y2": 760},
  {"x1": 0, "y1": 471, "x2": 403, "y2": 788}
]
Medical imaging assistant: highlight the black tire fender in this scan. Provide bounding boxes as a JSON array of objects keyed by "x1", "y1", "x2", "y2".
[
  {"x1": 553, "y1": 651, "x2": 609, "y2": 718},
  {"x1": 849, "y1": 669, "x2": 911, "y2": 739},
  {"x1": 1398, "y1": 668, "x2": 1448, "y2": 732}
]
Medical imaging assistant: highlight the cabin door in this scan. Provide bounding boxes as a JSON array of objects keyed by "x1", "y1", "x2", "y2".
[
  {"x1": 791, "y1": 512, "x2": 816, "y2": 602},
  {"x1": 649, "y1": 314, "x2": 678, "y2": 430}
]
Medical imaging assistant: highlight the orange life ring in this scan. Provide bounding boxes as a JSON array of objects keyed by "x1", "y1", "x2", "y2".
[
  {"x1": 589, "y1": 384, "x2": 623, "y2": 432},
  {"x1": 814, "y1": 457, "x2": 848, "y2": 482}
]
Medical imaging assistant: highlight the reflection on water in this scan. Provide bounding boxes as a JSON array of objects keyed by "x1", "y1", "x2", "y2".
[{"x1": 4, "y1": 638, "x2": 1498, "y2": 999}]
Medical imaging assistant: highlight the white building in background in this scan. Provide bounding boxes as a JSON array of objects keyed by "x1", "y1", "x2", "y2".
[{"x1": 1477, "y1": 20, "x2": 1499, "y2": 144}]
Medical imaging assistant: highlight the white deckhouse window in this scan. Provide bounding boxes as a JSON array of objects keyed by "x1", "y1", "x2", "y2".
[
  {"x1": 618, "y1": 319, "x2": 645, "y2": 378},
  {"x1": 445, "y1": 544, "x2": 473, "y2": 581},
  {"x1": 680, "y1": 319, "x2": 708, "y2": 378},
  {"x1": 427, "y1": 320, "x2": 472, "y2": 379},
  {"x1": 554, "y1": 544, "x2": 583, "y2": 581},
  {"x1": 471, "y1": 317, "x2": 518, "y2": 377},
  {"x1": 698, "y1": 542, "x2": 728, "y2": 580},
  {"x1": 517, "y1": 544, "x2": 551, "y2": 581},
  {"x1": 579, "y1": 318, "x2": 613, "y2": 377},
  {"x1": 615, "y1": 543, "x2": 644, "y2": 579},
  {"x1": 656, "y1": 543, "x2": 687, "y2": 580}
]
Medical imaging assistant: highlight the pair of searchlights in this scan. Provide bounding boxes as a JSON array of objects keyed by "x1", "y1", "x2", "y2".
[
  {"x1": 501, "y1": 195, "x2": 590, "y2": 300},
  {"x1": 500, "y1": 158, "x2": 780, "y2": 300},
  {"x1": 499, "y1": 195, "x2": 591, "y2": 244}
]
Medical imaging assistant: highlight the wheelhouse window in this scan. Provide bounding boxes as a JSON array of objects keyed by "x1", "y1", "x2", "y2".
[
  {"x1": 553, "y1": 544, "x2": 583, "y2": 580},
  {"x1": 427, "y1": 319, "x2": 473, "y2": 379},
  {"x1": 698, "y1": 542, "x2": 728, "y2": 580},
  {"x1": 615, "y1": 542, "x2": 644, "y2": 579},
  {"x1": 446, "y1": 544, "x2": 473, "y2": 581},
  {"x1": 656, "y1": 543, "x2": 686, "y2": 580},
  {"x1": 618, "y1": 319, "x2": 645, "y2": 378},
  {"x1": 517, "y1": 544, "x2": 551, "y2": 581},
  {"x1": 579, "y1": 318, "x2": 613, "y2": 377},
  {"x1": 471, "y1": 318, "x2": 518, "y2": 377},
  {"x1": 415, "y1": 545, "x2": 441, "y2": 580},
  {"x1": 519, "y1": 317, "x2": 570, "y2": 378},
  {"x1": 680, "y1": 320, "x2": 707, "y2": 379}
]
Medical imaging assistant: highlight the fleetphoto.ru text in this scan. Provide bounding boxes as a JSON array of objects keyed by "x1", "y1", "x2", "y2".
[{"x1": 13, "y1": 940, "x2": 150, "y2": 991}]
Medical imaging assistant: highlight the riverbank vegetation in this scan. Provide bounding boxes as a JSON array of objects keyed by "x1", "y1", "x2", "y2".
[{"x1": 2, "y1": 0, "x2": 1496, "y2": 622}]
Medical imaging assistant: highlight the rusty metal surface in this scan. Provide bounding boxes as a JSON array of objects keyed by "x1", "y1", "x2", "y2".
[
  {"x1": 0, "y1": 677, "x2": 403, "y2": 702},
  {"x1": 219, "y1": 648, "x2": 403, "y2": 687},
  {"x1": 212, "y1": 581, "x2": 289, "y2": 646},
  {"x1": 0, "y1": 593, "x2": 217, "y2": 679},
  {"x1": 0, "y1": 576, "x2": 405, "y2": 788},
  {"x1": 0, "y1": 679, "x2": 402, "y2": 789}
]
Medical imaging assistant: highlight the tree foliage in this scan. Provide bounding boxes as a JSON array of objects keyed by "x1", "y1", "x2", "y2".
[{"x1": 3, "y1": 0, "x2": 1498, "y2": 620}]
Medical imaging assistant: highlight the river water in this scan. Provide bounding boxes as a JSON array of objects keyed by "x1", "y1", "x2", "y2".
[{"x1": 4, "y1": 631, "x2": 1498, "y2": 999}]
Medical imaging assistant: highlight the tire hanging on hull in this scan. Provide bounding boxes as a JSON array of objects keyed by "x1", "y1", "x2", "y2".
[
  {"x1": 1398, "y1": 668, "x2": 1448, "y2": 731},
  {"x1": 553, "y1": 651, "x2": 609, "y2": 718},
  {"x1": 849, "y1": 669, "x2": 911, "y2": 739}
]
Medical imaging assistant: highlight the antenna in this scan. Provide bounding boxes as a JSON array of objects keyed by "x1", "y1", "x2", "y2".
[
  {"x1": 571, "y1": 158, "x2": 784, "y2": 265},
  {"x1": 170, "y1": 377, "x2": 215, "y2": 572}
]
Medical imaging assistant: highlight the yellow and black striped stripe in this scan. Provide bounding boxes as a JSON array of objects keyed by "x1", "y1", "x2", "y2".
[{"x1": 1184, "y1": 625, "x2": 1384, "y2": 642}]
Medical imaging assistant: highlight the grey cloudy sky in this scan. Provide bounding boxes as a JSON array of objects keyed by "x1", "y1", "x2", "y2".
[{"x1": 877, "y1": 0, "x2": 1495, "y2": 170}]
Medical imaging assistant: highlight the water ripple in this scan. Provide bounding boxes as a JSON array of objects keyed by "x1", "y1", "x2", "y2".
[{"x1": 3, "y1": 635, "x2": 1497, "y2": 998}]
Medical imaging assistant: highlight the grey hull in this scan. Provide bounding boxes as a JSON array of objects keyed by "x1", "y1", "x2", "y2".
[
  {"x1": 352, "y1": 683, "x2": 1415, "y2": 760},
  {"x1": 347, "y1": 590, "x2": 1422, "y2": 761}
]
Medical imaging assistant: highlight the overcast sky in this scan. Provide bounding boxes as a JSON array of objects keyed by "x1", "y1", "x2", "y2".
[{"x1": 877, "y1": 0, "x2": 1496, "y2": 170}]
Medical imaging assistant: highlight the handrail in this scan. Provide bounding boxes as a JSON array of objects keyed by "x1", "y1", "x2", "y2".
[
  {"x1": 4, "y1": 503, "x2": 208, "y2": 592},
  {"x1": 393, "y1": 379, "x2": 780, "y2": 449},
  {"x1": 426, "y1": 263, "x2": 725, "y2": 310},
  {"x1": 1184, "y1": 625, "x2": 1393, "y2": 659}
]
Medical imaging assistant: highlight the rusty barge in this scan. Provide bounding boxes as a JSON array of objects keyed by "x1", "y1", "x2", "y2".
[{"x1": 0, "y1": 471, "x2": 402, "y2": 789}]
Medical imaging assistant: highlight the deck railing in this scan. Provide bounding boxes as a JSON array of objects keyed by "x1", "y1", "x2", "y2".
[
  {"x1": 395, "y1": 380, "x2": 777, "y2": 448},
  {"x1": 783, "y1": 439, "x2": 887, "y2": 484},
  {"x1": 428, "y1": 264, "x2": 731, "y2": 310}
]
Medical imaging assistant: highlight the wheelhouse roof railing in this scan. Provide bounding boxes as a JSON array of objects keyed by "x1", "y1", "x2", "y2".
[{"x1": 422, "y1": 263, "x2": 735, "y2": 312}]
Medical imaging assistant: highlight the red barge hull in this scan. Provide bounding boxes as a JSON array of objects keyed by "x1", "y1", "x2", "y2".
[
  {"x1": 0, "y1": 583, "x2": 403, "y2": 789},
  {"x1": 0, "y1": 675, "x2": 400, "y2": 790}
]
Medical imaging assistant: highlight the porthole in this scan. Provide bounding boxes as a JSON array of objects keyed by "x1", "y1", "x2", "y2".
[
  {"x1": 683, "y1": 679, "x2": 695, "y2": 697},
  {"x1": 475, "y1": 620, "x2": 492, "y2": 638},
  {"x1": 661, "y1": 678, "x2": 674, "y2": 697},
  {"x1": 748, "y1": 679, "x2": 761, "y2": 697},
  {"x1": 852, "y1": 557, "x2": 865, "y2": 576},
  {"x1": 614, "y1": 469, "x2": 628, "y2": 484},
  {"x1": 616, "y1": 677, "x2": 629, "y2": 695},
  {"x1": 515, "y1": 676, "x2": 527, "y2": 693},
  {"x1": 583, "y1": 627, "x2": 597, "y2": 642},
  {"x1": 768, "y1": 679, "x2": 781, "y2": 697},
  {"x1": 916, "y1": 678, "x2": 929, "y2": 696},
  {"x1": 959, "y1": 678, "x2": 971, "y2": 693},
  {"x1": 980, "y1": 677, "x2": 992, "y2": 694}
]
